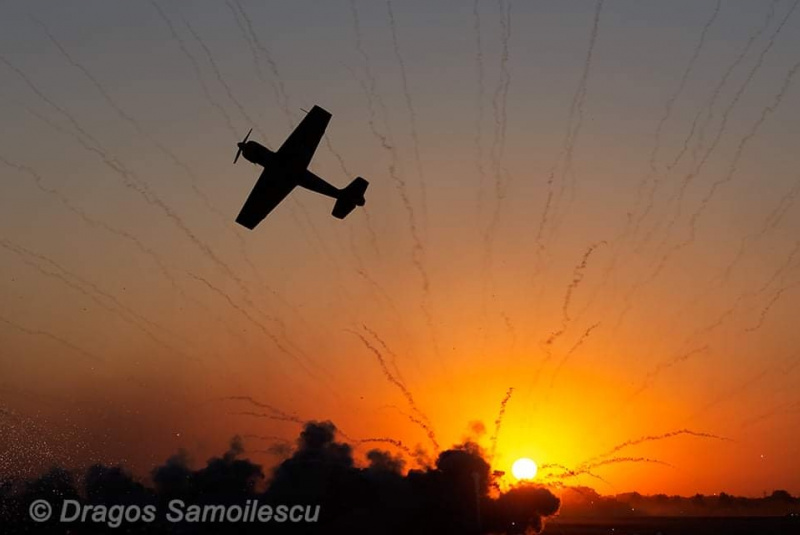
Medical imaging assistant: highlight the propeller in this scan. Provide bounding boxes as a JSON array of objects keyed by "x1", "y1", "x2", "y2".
[{"x1": 233, "y1": 128, "x2": 252, "y2": 164}]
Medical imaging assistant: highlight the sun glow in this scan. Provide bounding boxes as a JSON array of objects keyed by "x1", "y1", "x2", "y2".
[{"x1": 511, "y1": 458, "x2": 538, "y2": 480}]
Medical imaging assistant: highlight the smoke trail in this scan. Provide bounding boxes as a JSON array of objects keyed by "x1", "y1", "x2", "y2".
[
  {"x1": 323, "y1": 135, "x2": 382, "y2": 261},
  {"x1": 542, "y1": 457, "x2": 672, "y2": 479},
  {"x1": 0, "y1": 314, "x2": 103, "y2": 363},
  {"x1": 638, "y1": 0, "x2": 795, "y2": 248},
  {"x1": 188, "y1": 273, "x2": 320, "y2": 381},
  {"x1": 488, "y1": 0, "x2": 512, "y2": 204},
  {"x1": 638, "y1": 52, "x2": 800, "y2": 322},
  {"x1": 147, "y1": 1, "x2": 302, "y2": 298},
  {"x1": 386, "y1": 0, "x2": 428, "y2": 230},
  {"x1": 614, "y1": 33, "x2": 800, "y2": 339},
  {"x1": 533, "y1": 0, "x2": 604, "y2": 256},
  {"x1": 642, "y1": 0, "x2": 799, "y2": 252},
  {"x1": 745, "y1": 279, "x2": 800, "y2": 333},
  {"x1": 531, "y1": 242, "x2": 605, "y2": 400},
  {"x1": 741, "y1": 400, "x2": 800, "y2": 428},
  {"x1": 586, "y1": 429, "x2": 729, "y2": 464},
  {"x1": 0, "y1": 54, "x2": 107, "y2": 151},
  {"x1": 582, "y1": 456, "x2": 674, "y2": 472},
  {"x1": 2, "y1": 128, "x2": 253, "y2": 358},
  {"x1": 362, "y1": 324, "x2": 407, "y2": 388},
  {"x1": 230, "y1": 411, "x2": 305, "y2": 425},
  {"x1": 0, "y1": 153, "x2": 189, "y2": 297},
  {"x1": 561, "y1": 242, "x2": 607, "y2": 325},
  {"x1": 148, "y1": 0, "x2": 238, "y2": 137},
  {"x1": 0, "y1": 239, "x2": 190, "y2": 350},
  {"x1": 0, "y1": 239, "x2": 194, "y2": 361},
  {"x1": 548, "y1": 322, "x2": 601, "y2": 391},
  {"x1": 230, "y1": 0, "x2": 292, "y2": 119},
  {"x1": 20, "y1": 90, "x2": 296, "y2": 351},
  {"x1": 179, "y1": 16, "x2": 270, "y2": 144},
  {"x1": 665, "y1": 0, "x2": 778, "y2": 175},
  {"x1": 223, "y1": 0, "x2": 287, "y2": 126},
  {"x1": 489, "y1": 387, "x2": 514, "y2": 462},
  {"x1": 32, "y1": 17, "x2": 230, "y2": 222},
  {"x1": 11, "y1": 80, "x2": 261, "y2": 323},
  {"x1": 481, "y1": 0, "x2": 513, "y2": 321},
  {"x1": 648, "y1": 0, "x2": 722, "y2": 175},
  {"x1": 349, "y1": 330, "x2": 439, "y2": 453},
  {"x1": 684, "y1": 55, "x2": 800, "y2": 246},
  {"x1": 348, "y1": 2, "x2": 441, "y2": 365},
  {"x1": 557, "y1": 0, "x2": 603, "y2": 204},
  {"x1": 626, "y1": 345, "x2": 712, "y2": 402},
  {"x1": 680, "y1": 240, "x2": 800, "y2": 349},
  {"x1": 687, "y1": 352, "x2": 799, "y2": 421},
  {"x1": 473, "y1": 0, "x2": 489, "y2": 215},
  {"x1": 722, "y1": 177, "x2": 800, "y2": 283},
  {"x1": 358, "y1": 437, "x2": 416, "y2": 459},
  {"x1": 221, "y1": 396, "x2": 300, "y2": 421}
]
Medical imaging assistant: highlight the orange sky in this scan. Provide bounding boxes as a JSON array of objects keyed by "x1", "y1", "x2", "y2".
[{"x1": 1, "y1": 0, "x2": 799, "y2": 497}]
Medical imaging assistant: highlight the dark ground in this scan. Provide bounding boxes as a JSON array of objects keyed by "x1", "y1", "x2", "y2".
[{"x1": 542, "y1": 516, "x2": 800, "y2": 535}]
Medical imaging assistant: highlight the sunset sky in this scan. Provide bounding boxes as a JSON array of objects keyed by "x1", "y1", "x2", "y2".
[{"x1": 1, "y1": 0, "x2": 799, "y2": 499}]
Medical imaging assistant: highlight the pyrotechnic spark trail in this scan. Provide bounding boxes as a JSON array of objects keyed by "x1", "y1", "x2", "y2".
[
  {"x1": 179, "y1": 17, "x2": 270, "y2": 144},
  {"x1": 0, "y1": 314, "x2": 104, "y2": 364},
  {"x1": 0, "y1": 239, "x2": 193, "y2": 362},
  {"x1": 625, "y1": 345, "x2": 712, "y2": 403},
  {"x1": 745, "y1": 280, "x2": 800, "y2": 333},
  {"x1": 32, "y1": 16, "x2": 229, "y2": 222},
  {"x1": 489, "y1": 387, "x2": 514, "y2": 463},
  {"x1": 386, "y1": 0, "x2": 428, "y2": 230},
  {"x1": 683, "y1": 55, "x2": 800, "y2": 247},
  {"x1": 548, "y1": 322, "x2": 601, "y2": 392},
  {"x1": 348, "y1": 1, "x2": 441, "y2": 367},
  {"x1": 231, "y1": 0, "x2": 292, "y2": 120},
  {"x1": 473, "y1": 0, "x2": 489, "y2": 215},
  {"x1": 481, "y1": 0, "x2": 513, "y2": 320},
  {"x1": 11, "y1": 77, "x2": 264, "y2": 324},
  {"x1": 722, "y1": 177, "x2": 800, "y2": 283},
  {"x1": 583, "y1": 429, "x2": 729, "y2": 466},
  {"x1": 148, "y1": 0, "x2": 238, "y2": 137},
  {"x1": 223, "y1": 0, "x2": 286, "y2": 126},
  {"x1": 640, "y1": 0, "x2": 798, "y2": 253},
  {"x1": 188, "y1": 273, "x2": 321, "y2": 382},
  {"x1": 664, "y1": 1, "x2": 778, "y2": 175},
  {"x1": 648, "y1": 0, "x2": 722, "y2": 174},
  {"x1": 349, "y1": 330, "x2": 439, "y2": 453},
  {"x1": 221, "y1": 396, "x2": 300, "y2": 421},
  {"x1": 362, "y1": 324, "x2": 408, "y2": 389},
  {"x1": 533, "y1": 0, "x2": 604, "y2": 264},
  {"x1": 358, "y1": 437, "x2": 416, "y2": 459},
  {"x1": 230, "y1": 411, "x2": 305, "y2": 425},
  {"x1": 631, "y1": 48, "x2": 800, "y2": 303}
]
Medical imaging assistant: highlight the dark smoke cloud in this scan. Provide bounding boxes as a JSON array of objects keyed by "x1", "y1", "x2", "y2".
[{"x1": 0, "y1": 421, "x2": 562, "y2": 533}]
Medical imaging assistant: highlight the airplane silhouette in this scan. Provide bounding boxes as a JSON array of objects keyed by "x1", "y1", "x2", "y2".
[{"x1": 233, "y1": 105, "x2": 369, "y2": 230}]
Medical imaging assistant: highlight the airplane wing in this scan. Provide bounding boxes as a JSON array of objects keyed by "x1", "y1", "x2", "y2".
[
  {"x1": 235, "y1": 167, "x2": 296, "y2": 230},
  {"x1": 277, "y1": 105, "x2": 332, "y2": 169}
]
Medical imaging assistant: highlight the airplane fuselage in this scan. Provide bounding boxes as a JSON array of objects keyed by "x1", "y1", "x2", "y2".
[
  {"x1": 232, "y1": 105, "x2": 368, "y2": 229},
  {"x1": 238, "y1": 140, "x2": 341, "y2": 200},
  {"x1": 239, "y1": 140, "x2": 273, "y2": 167}
]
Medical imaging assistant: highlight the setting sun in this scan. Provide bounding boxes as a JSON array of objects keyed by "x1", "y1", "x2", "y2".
[{"x1": 511, "y1": 458, "x2": 538, "y2": 481}]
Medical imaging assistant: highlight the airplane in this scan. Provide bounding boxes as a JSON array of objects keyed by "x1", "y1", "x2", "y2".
[{"x1": 232, "y1": 105, "x2": 368, "y2": 230}]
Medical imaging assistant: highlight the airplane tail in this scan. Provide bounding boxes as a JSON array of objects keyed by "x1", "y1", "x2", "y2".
[{"x1": 332, "y1": 177, "x2": 368, "y2": 219}]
